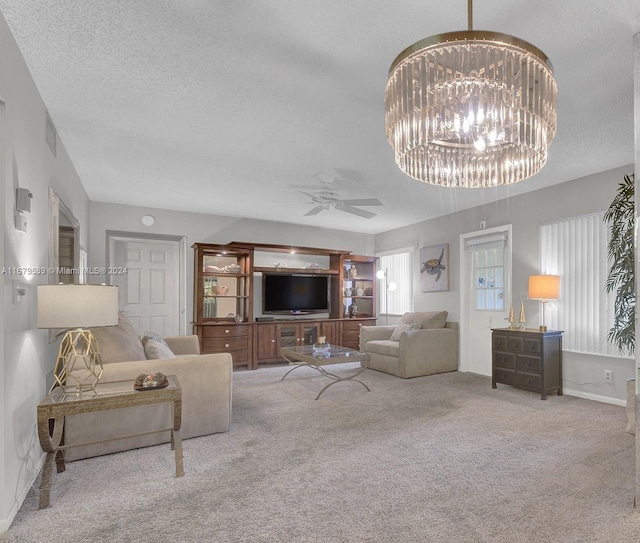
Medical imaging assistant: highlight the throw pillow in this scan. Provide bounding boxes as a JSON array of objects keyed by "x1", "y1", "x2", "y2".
[
  {"x1": 144, "y1": 339, "x2": 176, "y2": 360},
  {"x1": 390, "y1": 322, "x2": 422, "y2": 341},
  {"x1": 90, "y1": 313, "x2": 146, "y2": 364},
  {"x1": 400, "y1": 311, "x2": 448, "y2": 330},
  {"x1": 141, "y1": 331, "x2": 169, "y2": 349}
]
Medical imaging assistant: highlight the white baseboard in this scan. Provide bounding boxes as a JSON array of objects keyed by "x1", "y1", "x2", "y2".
[
  {"x1": 0, "y1": 453, "x2": 45, "y2": 533},
  {"x1": 563, "y1": 387, "x2": 626, "y2": 407}
]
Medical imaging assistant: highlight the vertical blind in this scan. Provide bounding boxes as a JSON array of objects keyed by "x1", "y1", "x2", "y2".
[
  {"x1": 540, "y1": 212, "x2": 616, "y2": 355},
  {"x1": 377, "y1": 251, "x2": 412, "y2": 316}
]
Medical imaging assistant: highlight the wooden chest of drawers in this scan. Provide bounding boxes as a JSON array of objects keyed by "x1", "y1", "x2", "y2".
[
  {"x1": 491, "y1": 328, "x2": 563, "y2": 400},
  {"x1": 341, "y1": 319, "x2": 376, "y2": 350},
  {"x1": 197, "y1": 324, "x2": 252, "y2": 368}
]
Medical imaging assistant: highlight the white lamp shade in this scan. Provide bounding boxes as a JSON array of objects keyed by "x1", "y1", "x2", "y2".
[
  {"x1": 528, "y1": 275, "x2": 560, "y2": 301},
  {"x1": 37, "y1": 284, "x2": 119, "y2": 329}
]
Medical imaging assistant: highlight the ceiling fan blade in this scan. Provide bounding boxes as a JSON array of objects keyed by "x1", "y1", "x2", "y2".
[
  {"x1": 339, "y1": 198, "x2": 383, "y2": 207},
  {"x1": 339, "y1": 206, "x2": 376, "y2": 219},
  {"x1": 296, "y1": 190, "x2": 318, "y2": 199},
  {"x1": 304, "y1": 206, "x2": 325, "y2": 216}
]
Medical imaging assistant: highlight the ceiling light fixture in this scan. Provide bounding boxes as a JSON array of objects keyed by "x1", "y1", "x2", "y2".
[{"x1": 384, "y1": 0, "x2": 557, "y2": 188}]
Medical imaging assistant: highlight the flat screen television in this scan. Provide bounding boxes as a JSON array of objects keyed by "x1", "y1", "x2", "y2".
[{"x1": 262, "y1": 273, "x2": 331, "y2": 315}]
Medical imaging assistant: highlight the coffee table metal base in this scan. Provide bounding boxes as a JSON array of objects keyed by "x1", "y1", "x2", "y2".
[{"x1": 280, "y1": 348, "x2": 370, "y2": 400}]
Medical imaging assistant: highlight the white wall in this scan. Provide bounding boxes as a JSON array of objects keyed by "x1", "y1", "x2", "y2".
[
  {"x1": 375, "y1": 165, "x2": 635, "y2": 405},
  {"x1": 88, "y1": 202, "x2": 375, "y2": 327},
  {"x1": 0, "y1": 14, "x2": 90, "y2": 531}
]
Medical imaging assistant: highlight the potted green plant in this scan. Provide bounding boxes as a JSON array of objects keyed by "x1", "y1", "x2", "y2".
[
  {"x1": 604, "y1": 173, "x2": 635, "y2": 355},
  {"x1": 604, "y1": 173, "x2": 635, "y2": 434}
]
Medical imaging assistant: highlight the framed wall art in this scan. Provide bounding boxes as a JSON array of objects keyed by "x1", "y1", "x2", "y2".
[{"x1": 420, "y1": 243, "x2": 449, "y2": 292}]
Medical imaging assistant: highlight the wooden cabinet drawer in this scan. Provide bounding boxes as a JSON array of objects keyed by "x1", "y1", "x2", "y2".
[
  {"x1": 227, "y1": 349, "x2": 249, "y2": 365},
  {"x1": 202, "y1": 325, "x2": 249, "y2": 339},
  {"x1": 493, "y1": 352, "x2": 515, "y2": 368},
  {"x1": 494, "y1": 368, "x2": 515, "y2": 385},
  {"x1": 517, "y1": 355, "x2": 542, "y2": 374},
  {"x1": 506, "y1": 336, "x2": 524, "y2": 351},
  {"x1": 492, "y1": 334, "x2": 508, "y2": 351},
  {"x1": 203, "y1": 337, "x2": 248, "y2": 351},
  {"x1": 342, "y1": 320, "x2": 364, "y2": 333},
  {"x1": 515, "y1": 372, "x2": 541, "y2": 390},
  {"x1": 523, "y1": 338, "x2": 540, "y2": 354}
]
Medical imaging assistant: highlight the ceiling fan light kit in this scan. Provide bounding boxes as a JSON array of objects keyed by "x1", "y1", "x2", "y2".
[
  {"x1": 297, "y1": 178, "x2": 383, "y2": 219},
  {"x1": 384, "y1": 0, "x2": 557, "y2": 188}
]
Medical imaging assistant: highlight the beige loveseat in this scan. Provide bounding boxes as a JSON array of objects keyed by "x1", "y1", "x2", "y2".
[
  {"x1": 360, "y1": 311, "x2": 458, "y2": 378},
  {"x1": 64, "y1": 316, "x2": 232, "y2": 461}
]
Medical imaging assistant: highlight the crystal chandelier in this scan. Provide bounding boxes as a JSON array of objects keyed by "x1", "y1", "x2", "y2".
[{"x1": 384, "y1": 0, "x2": 557, "y2": 188}]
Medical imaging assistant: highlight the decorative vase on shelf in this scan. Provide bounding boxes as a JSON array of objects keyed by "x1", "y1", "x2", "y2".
[
  {"x1": 344, "y1": 288, "x2": 352, "y2": 297},
  {"x1": 356, "y1": 287, "x2": 364, "y2": 296}
]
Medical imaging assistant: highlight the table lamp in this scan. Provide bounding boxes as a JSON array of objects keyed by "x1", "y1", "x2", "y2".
[
  {"x1": 37, "y1": 284, "x2": 119, "y2": 393},
  {"x1": 528, "y1": 275, "x2": 560, "y2": 332}
]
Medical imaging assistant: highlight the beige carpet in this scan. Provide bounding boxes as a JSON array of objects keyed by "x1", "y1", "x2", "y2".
[{"x1": 3, "y1": 364, "x2": 640, "y2": 543}]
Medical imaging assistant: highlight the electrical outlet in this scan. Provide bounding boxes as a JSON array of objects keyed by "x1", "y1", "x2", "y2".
[{"x1": 604, "y1": 370, "x2": 613, "y2": 383}]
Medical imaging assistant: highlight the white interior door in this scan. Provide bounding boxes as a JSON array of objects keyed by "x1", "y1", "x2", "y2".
[
  {"x1": 110, "y1": 237, "x2": 182, "y2": 336},
  {"x1": 459, "y1": 226, "x2": 512, "y2": 376}
]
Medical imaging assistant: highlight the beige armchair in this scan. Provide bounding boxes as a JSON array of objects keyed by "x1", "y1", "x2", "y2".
[{"x1": 360, "y1": 311, "x2": 458, "y2": 378}]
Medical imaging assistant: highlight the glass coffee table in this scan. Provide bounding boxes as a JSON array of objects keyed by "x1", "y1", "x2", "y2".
[{"x1": 280, "y1": 344, "x2": 371, "y2": 400}]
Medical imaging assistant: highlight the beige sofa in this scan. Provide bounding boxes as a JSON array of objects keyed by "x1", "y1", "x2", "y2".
[
  {"x1": 64, "y1": 317, "x2": 232, "y2": 461},
  {"x1": 360, "y1": 311, "x2": 458, "y2": 378}
]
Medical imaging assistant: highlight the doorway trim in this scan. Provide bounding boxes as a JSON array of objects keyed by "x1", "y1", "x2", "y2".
[
  {"x1": 106, "y1": 231, "x2": 188, "y2": 335},
  {"x1": 458, "y1": 224, "x2": 512, "y2": 373}
]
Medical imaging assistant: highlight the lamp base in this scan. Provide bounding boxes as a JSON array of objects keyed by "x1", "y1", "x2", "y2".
[{"x1": 53, "y1": 329, "x2": 104, "y2": 394}]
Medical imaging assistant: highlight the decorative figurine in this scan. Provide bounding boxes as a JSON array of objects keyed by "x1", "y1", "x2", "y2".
[
  {"x1": 508, "y1": 304, "x2": 516, "y2": 329},
  {"x1": 519, "y1": 300, "x2": 526, "y2": 330},
  {"x1": 349, "y1": 265, "x2": 358, "y2": 278},
  {"x1": 349, "y1": 303, "x2": 359, "y2": 318}
]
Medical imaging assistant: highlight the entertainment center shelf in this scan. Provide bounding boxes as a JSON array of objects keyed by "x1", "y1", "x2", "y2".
[
  {"x1": 253, "y1": 267, "x2": 340, "y2": 275},
  {"x1": 192, "y1": 242, "x2": 378, "y2": 369}
]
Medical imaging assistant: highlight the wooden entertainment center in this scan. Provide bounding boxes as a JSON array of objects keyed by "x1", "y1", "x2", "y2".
[{"x1": 192, "y1": 242, "x2": 378, "y2": 369}]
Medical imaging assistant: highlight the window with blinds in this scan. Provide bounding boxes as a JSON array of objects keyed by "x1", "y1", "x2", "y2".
[
  {"x1": 540, "y1": 212, "x2": 617, "y2": 355},
  {"x1": 377, "y1": 250, "x2": 412, "y2": 316}
]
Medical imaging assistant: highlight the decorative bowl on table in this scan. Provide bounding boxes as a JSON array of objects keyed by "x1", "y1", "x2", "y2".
[{"x1": 134, "y1": 372, "x2": 169, "y2": 391}]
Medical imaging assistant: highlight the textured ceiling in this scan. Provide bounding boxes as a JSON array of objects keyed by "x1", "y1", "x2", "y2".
[{"x1": 0, "y1": 0, "x2": 638, "y2": 234}]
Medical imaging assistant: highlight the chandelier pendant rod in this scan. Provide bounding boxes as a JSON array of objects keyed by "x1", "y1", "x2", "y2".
[{"x1": 468, "y1": 0, "x2": 473, "y2": 31}]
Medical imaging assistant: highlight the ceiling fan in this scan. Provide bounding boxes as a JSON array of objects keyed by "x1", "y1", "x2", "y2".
[{"x1": 295, "y1": 177, "x2": 383, "y2": 219}]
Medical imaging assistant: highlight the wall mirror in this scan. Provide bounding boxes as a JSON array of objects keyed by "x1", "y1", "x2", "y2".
[{"x1": 48, "y1": 187, "x2": 80, "y2": 340}]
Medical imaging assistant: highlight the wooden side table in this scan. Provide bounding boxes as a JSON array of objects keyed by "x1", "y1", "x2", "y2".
[{"x1": 37, "y1": 375, "x2": 183, "y2": 509}]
